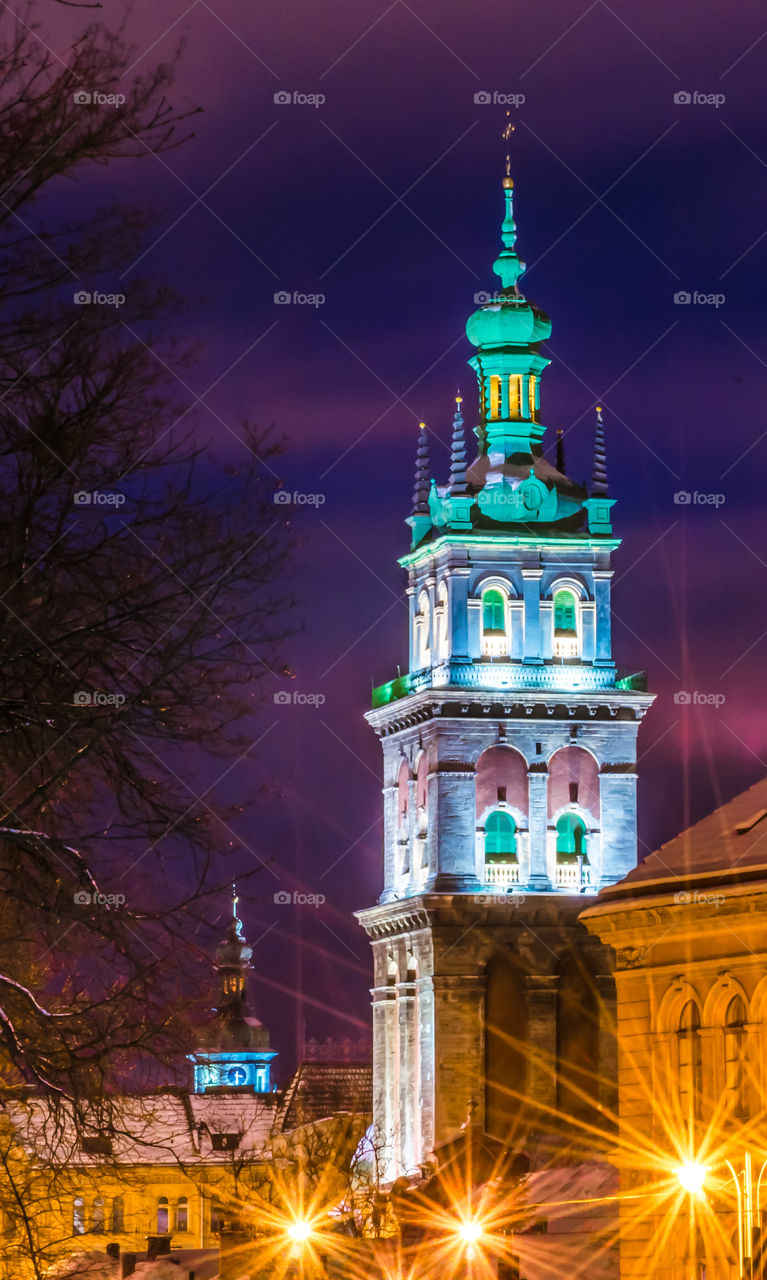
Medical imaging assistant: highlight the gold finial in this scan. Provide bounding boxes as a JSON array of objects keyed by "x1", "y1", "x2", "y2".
[
  {"x1": 232, "y1": 882, "x2": 239, "y2": 917},
  {"x1": 456, "y1": 394, "x2": 462, "y2": 405},
  {"x1": 419, "y1": 420, "x2": 426, "y2": 431}
]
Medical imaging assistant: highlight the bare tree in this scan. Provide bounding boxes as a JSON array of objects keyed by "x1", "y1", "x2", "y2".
[{"x1": 0, "y1": 12, "x2": 292, "y2": 1108}]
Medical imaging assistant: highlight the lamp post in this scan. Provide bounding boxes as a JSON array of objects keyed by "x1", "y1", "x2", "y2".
[{"x1": 676, "y1": 1155, "x2": 767, "y2": 1279}]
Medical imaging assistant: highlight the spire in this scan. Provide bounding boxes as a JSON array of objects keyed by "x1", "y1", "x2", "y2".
[
  {"x1": 591, "y1": 405, "x2": 609, "y2": 496},
  {"x1": 449, "y1": 393, "x2": 469, "y2": 495},
  {"x1": 411, "y1": 421, "x2": 430, "y2": 515},
  {"x1": 494, "y1": 113, "x2": 525, "y2": 293},
  {"x1": 555, "y1": 428, "x2": 565, "y2": 475}
]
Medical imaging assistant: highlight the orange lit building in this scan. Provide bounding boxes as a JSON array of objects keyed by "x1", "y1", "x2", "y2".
[{"x1": 582, "y1": 776, "x2": 767, "y2": 1279}]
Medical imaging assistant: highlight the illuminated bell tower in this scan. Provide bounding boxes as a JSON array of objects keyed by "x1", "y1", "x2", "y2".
[
  {"x1": 356, "y1": 152, "x2": 654, "y2": 1180},
  {"x1": 190, "y1": 889, "x2": 277, "y2": 1094}
]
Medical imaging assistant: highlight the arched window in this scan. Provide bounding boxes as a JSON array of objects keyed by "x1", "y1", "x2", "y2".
[
  {"x1": 92, "y1": 1197, "x2": 105, "y2": 1234},
  {"x1": 485, "y1": 810, "x2": 517, "y2": 863},
  {"x1": 415, "y1": 589, "x2": 431, "y2": 669},
  {"x1": 553, "y1": 588, "x2": 579, "y2": 658},
  {"x1": 489, "y1": 375, "x2": 501, "y2": 418},
  {"x1": 157, "y1": 1196, "x2": 169, "y2": 1234},
  {"x1": 211, "y1": 1200, "x2": 225, "y2": 1233},
  {"x1": 397, "y1": 759, "x2": 409, "y2": 835},
  {"x1": 509, "y1": 375, "x2": 522, "y2": 417},
  {"x1": 176, "y1": 1197, "x2": 189, "y2": 1233},
  {"x1": 435, "y1": 581, "x2": 448, "y2": 661},
  {"x1": 555, "y1": 813, "x2": 587, "y2": 861},
  {"x1": 724, "y1": 995, "x2": 748, "y2": 1118},
  {"x1": 481, "y1": 588, "x2": 508, "y2": 657},
  {"x1": 73, "y1": 1197, "x2": 85, "y2": 1236},
  {"x1": 678, "y1": 1001, "x2": 703, "y2": 1123},
  {"x1": 111, "y1": 1196, "x2": 125, "y2": 1233},
  {"x1": 528, "y1": 375, "x2": 537, "y2": 419}
]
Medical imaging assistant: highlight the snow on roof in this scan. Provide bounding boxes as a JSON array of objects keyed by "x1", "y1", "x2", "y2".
[{"x1": 8, "y1": 1089, "x2": 276, "y2": 1167}]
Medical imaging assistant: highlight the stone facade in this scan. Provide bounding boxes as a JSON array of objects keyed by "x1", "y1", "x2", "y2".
[{"x1": 358, "y1": 166, "x2": 653, "y2": 1184}]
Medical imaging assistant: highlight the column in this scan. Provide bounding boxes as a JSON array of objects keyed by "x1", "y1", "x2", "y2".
[
  {"x1": 407, "y1": 584, "x2": 417, "y2": 672},
  {"x1": 449, "y1": 568, "x2": 470, "y2": 660},
  {"x1": 524, "y1": 973, "x2": 559, "y2": 1113},
  {"x1": 595, "y1": 972, "x2": 618, "y2": 1116},
  {"x1": 521, "y1": 568, "x2": 543, "y2": 663},
  {"x1": 418, "y1": 978, "x2": 435, "y2": 1159},
  {"x1": 380, "y1": 782, "x2": 399, "y2": 903},
  {"x1": 426, "y1": 763, "x2": 480, "y2": 892},
  {"x1": 372, "y1": 985, "x2": 399, "y2": 1179},
  {"x1": 431, "y1": 973, "x2": 486, "y2": 1147},
  {"x1": 397, "y1": 979, "x2": 417, "y2": 1172},
  {"x1": 527, "y1": 766, "x2": 552, "y2": 890},
  {"x1": 599, "y1": 770, "x2": 638, "y2": 885},
  {"x1": 593, "y1": 570, "x2": 613, "y2": 664}
]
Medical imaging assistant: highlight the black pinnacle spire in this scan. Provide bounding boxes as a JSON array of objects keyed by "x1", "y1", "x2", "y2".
[
  {"x1": 411, "y1": 421, "x2": 430, "y2": 514},
  {"x1": 591, "y1": 406, "x2": 609, "y2": 496},
  {"x1": 449, "y1": 393, "x2": 469, "y2": 495}
]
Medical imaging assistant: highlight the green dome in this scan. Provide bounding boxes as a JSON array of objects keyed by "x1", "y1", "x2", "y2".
[{"x1": 466, "y1": 297, "x2": 551, "y2": 349}]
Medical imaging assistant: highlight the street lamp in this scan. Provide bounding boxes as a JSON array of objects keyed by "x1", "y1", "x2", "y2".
[
  {"x1": 676, "y1": 1152, "x2": 767, "y2": 1279},
  {"x1": 286, "y1": 1220, "x2": 314, "y2": 1243}
]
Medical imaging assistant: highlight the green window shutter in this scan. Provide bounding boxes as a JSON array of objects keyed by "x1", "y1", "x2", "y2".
[
  {"x1": 485, "y1": 810, "x2": 517, "y2": 862},
  {"x1": 555, "y1": 813, "x2": 587, "y2": 860},
  {"x1": 482, "y1": 589, "x2": 505, "y2": 633},
  {"x1": 554, "y1": 589, "x2": 577, "y2": 634}
]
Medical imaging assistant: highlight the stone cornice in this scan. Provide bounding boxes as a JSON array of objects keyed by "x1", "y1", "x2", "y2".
[{"x1": 366, "y1": 687, "x2": 654, "y2": 736}]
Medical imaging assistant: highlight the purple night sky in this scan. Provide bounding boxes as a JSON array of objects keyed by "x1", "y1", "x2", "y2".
[{"x1": 36, "y1": 0, "x2": 767, "y2": 1078}]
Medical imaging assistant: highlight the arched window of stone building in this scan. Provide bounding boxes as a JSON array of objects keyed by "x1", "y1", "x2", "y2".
[
  {"x1": 92, "y1": 1197, "x2": 105, "y2": 1233},
  {"x1": 678, "y1": 1000, "x2": 703, "y2": 1122},
  {"x1": 111, "y1": 1196, "x2": 125, "y2": 1233},
  {"x1": 724, "y1": 995, "x2": 748, "y2": 1118},
  {"x1": 481, "y1": 588, "x2": 507, "y2": 657},
  {"x1": 416, "y1": 752, "x2": 428, "y2": 835},
  {"x1": 176, "y1": 1197, "x2": 189, "y2": 1232},
  {"x1": 555, "y1": 813, "x2": 588, "y2": 860},
  {"x1": 73, "y1": 1197, "x2": 85, "y2": 1235},
  {"x1": 157, "y1": 1196, "x2": 169, "y2": 1234},
  {"x1": 415, "y1": 590, "x2": 431, "y2": 669},
  {"x1": 485, "y1": 810, "x2": 517, "y2": 862},
  {"x1": 435, "y1": 580, "x2": 449, "y2": 661},
  {"x1": 553, "y1": 588, "x2": 579, "y2": 658},
  {"x1": 397, "y1": 759, "x2": 409, "y2": 836}
]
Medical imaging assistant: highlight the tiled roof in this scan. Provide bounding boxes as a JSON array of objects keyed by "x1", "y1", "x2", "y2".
[
  {"x1": 277, "y1": 1062, "x2": 373, "y2": 1131},
  {"x1": 600, "y1": 775, "x2": 767, "y2": 899},
  {"x1": 9, "y1": 1089, "x2": 277, "y2": 1166}
]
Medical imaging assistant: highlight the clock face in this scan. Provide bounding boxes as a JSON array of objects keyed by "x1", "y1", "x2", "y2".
[{"x1": 228, "y1": 1065, "x2": 247, "y2": 1086}]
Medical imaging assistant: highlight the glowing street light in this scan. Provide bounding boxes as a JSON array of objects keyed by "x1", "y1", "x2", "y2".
[
  {"x1": 457, "y1": 1220, "x2": 484, "y2": 1244},
  {"x1": 675, "y1": 1162, "x2": 709, "y2": 1196},
  {"x1": 286, "y1": 1219, "x2": 314, "y2": 1243}
]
